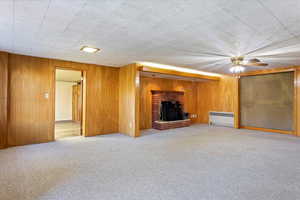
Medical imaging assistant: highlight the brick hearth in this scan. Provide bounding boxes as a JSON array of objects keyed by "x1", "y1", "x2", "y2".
[{"x1": 153, "y1": 119, "x2": 191, "y2": 130}]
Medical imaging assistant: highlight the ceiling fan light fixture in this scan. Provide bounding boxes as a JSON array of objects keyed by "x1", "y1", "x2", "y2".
[{"x1": 230, "y1": 65, "x2": 245, "y2": 73}]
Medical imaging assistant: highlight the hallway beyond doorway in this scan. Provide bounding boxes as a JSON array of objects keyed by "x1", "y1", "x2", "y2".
[{"x1": 55, "y1": 121, "x2": 81, "y2": 139}]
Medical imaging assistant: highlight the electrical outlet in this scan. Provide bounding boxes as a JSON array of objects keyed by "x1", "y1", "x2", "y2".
[{"x1": 190, "y1": 114, "x2": 197, "y2": 118}]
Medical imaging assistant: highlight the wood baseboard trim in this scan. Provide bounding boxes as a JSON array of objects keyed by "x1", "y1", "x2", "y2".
[{"x1": 241, "y1": 126, "x2": 294, "y2": 135}]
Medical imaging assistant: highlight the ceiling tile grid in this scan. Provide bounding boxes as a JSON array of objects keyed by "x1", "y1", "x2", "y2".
[{"x1": 1, "y1": 0, "x2": 300, "y2": 73}]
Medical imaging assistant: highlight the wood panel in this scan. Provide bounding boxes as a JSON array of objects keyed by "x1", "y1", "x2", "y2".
[
  {"x1": 140, "y1": 76, "x2": 198, "y2": 129},
  {"x1": 85, "y1": 65, "x2": 119, "y2": 136},
  {"x1": 119, "y1": 64, "x2": 140, "y2": 137},
  {"x1": 8, "y1": 54, "x2": 54, "y2": 146},
  {"x1": 72, "y1": 83, "x2": 82, "y2": 123},
  {"x1": 197, "y1": 75, "x2": 238, "y2": 124},
  {"x1": 0, "y1": 52, "x2": 8, "y2": 148},
  {"x1": 50, "y1": 59, "x2": 120, "y2": 136}
]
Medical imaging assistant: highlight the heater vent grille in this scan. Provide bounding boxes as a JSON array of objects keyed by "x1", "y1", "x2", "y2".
[{"x1": 209, "y1": 111, "x2": 234, "y2": 127}]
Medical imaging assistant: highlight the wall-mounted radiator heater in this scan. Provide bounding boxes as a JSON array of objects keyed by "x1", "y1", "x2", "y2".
[{"x1": 209, "y1": 111, "x2": 234, "y2": 127}]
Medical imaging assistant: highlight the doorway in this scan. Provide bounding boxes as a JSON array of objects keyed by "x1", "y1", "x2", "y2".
[{"x1": 55, "y1": 69, "x2": 83, "y2": 139}]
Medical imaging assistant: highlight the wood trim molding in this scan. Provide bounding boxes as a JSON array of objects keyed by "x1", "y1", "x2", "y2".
[
  {"x1": 0, "y1": 52, "x2": 8, "y2": 149},
  {"x1": 294, "y1": 70, "x2": 297, "y2": 136},
  {"x1": 240, "y1": 126, "x2": 294, "y2": 135},
  {"x1": 138, "y1": 66, "x2": 220, "y2": 81},
  {"x1": 135, "y1": 69, "x2": 140, "y2": 136},
  {"x1": 234, "y1": 77, "x2": 240, "y2": 129},
  {"x1": 295, "y1": 69, "x2": 300, "y2": 136},
  {"x1": 239, "y1": 66, "x2": 297, "y2": 76},
  {"x1": 54, "y1": 67, "x2": 87, "y2": 138}
]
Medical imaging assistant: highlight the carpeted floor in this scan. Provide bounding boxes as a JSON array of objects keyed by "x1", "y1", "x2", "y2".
[{"x1": 1, "y1": 124, "x2": 300, "y2": 200}]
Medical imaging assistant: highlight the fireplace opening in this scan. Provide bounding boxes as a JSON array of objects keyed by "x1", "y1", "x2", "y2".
[{"x1": 160, "y1": 101, "x2": 186, "y2": 121}]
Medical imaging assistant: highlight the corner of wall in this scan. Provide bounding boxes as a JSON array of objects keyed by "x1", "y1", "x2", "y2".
[{"x1": 119, "y1": 63, "x2": 140, "y2": 137}]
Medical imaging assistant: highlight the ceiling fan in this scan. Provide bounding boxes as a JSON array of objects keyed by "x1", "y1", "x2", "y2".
[{"x1": 230, "y1": 56, "x2": 268, "y2": 73}]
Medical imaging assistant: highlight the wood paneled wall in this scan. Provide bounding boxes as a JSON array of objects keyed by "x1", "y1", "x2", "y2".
[
  {"x1": 50, "y1": 59, "x2": 120, "y2": 136},
  {"x1": 85, "y1": 64, "x2": 119, "y2": 136},
  {"x1": 8, "y1": 54, "x2": 54, "y2": 146},
  {"x1": 119, "y1": 64, "x2": 140, "y2": 137},
  {"x1": 140, "y1": 76, "x2": 198, "y2": 129},
  {"x1": 5, "y1": 54, "x2": 119, "y2": 147},
  {"x1": 196, "y1": 75, "x2": 239, "y2": 126},
  {"x1": 5, "y1": 51, "x2": 300, "y2": 148},
  {"x1": 0, "y1": 52, "x2": 8, "y2": 148}
]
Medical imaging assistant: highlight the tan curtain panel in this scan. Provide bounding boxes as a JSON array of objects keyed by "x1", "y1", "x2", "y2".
[{"x1": 240, "y1": 72, "x2": 294, "y2": 131}]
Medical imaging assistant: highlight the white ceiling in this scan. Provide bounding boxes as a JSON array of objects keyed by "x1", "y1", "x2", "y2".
[
  {"x1": 56, "y1": 69, "x2": 81, "y2": 82},
  {"x1": 1, "y1": 0, "x2": 300, "y2": 73}
]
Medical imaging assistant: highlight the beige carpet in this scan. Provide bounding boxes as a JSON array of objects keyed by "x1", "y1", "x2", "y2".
[{"x1": 1, "y1": 125, "x2": 300, "y2": 200}]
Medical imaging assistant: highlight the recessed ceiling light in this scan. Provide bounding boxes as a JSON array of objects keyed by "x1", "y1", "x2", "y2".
[
  {"x1": 80, "y1": 46, "x2": 100, "y2": 53},
  {"x1": 137, "y1": 62, "x2": 221, "y2": 77}
]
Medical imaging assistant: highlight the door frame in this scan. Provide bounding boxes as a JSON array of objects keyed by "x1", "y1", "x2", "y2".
[{"x1": 53, "y1": 67, "x2": 87, "y2": 139}]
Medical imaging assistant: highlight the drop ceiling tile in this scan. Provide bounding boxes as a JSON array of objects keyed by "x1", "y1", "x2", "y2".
[
  {"x1": 260, "y1": 0, "x2": 300, "y2": 35},
  {"x1": 2, "y1": 0, "x2": 300, "y2": 72}
]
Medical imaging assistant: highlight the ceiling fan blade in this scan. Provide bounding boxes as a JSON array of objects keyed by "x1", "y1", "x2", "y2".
[
  {"x1": 247, "y1": 58, "x2": 261, "y2": 63},
  {"x1": 243, "y1": 62, "x2": 268, "y2": 67}
]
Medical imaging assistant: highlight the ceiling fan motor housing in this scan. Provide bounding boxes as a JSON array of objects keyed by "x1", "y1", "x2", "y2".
[{"x1": 231, "y1": 56, "x2": 244, "y2": 66}]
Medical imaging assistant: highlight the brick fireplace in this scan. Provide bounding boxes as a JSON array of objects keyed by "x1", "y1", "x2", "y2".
[{"x1": 151, "y1": 90, "x2": 191, "y2": 130}]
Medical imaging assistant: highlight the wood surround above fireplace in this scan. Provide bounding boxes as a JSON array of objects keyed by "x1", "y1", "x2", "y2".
[{"x1": 151, "y1": 90, "x2": 191, "y2": 130}]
